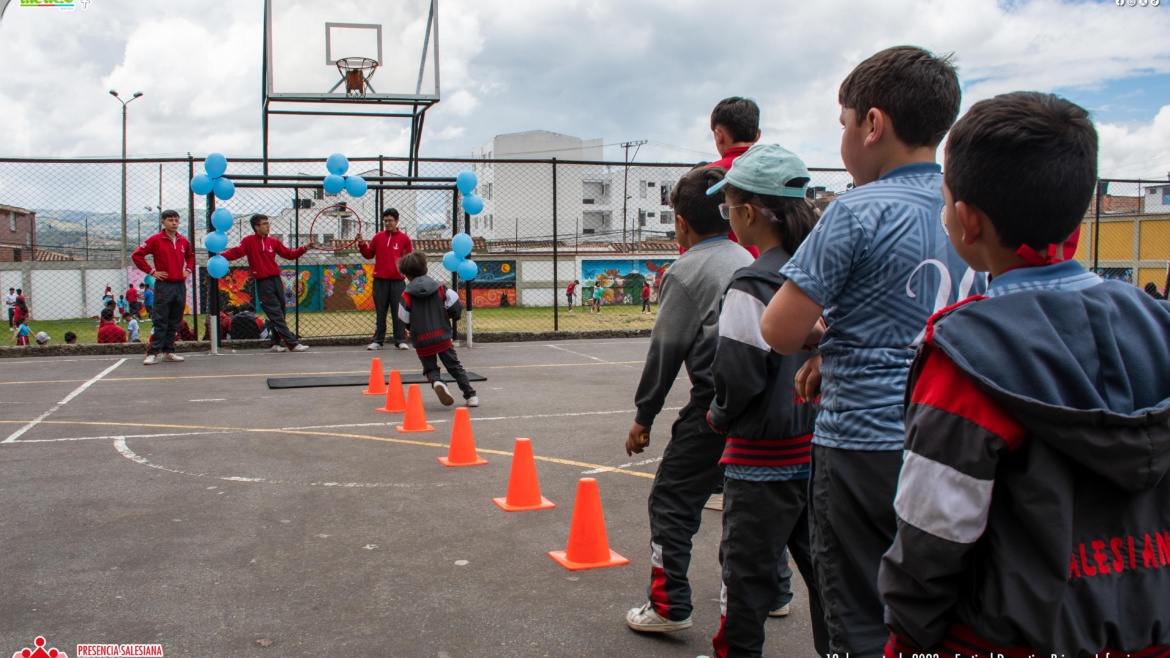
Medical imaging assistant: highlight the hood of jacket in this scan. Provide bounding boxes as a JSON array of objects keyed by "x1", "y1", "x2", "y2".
[
  {"x1": 405, "y1": 275, "x2": 441, "y2": 298},
  {"x1": 931, "y1": 282, "x2": 1170, "y2": 492}
]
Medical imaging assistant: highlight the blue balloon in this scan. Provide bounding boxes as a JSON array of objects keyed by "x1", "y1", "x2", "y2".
[
  {"x1": 461, "y1": 193, "x2": 484, "y2": 216},
  {"x1": 190, "y1": 174, "x2": 214, "y2": 196},
  {"x1": 457, "y1": 259, "x2": 479, "y2": 281},
  {"x1": 204, "y1": 231, "x2": 229, "y2": 254},
  {"x1": 207, "y1": 255, "x2": 229, "y2": 279},
  {"x1": 442, "y1": 251, "x2": 461, "y2": 273},
  {"x1": 345, "y1": 175, "x2": 368, "y2": 197},
  {"x1": 326, "y1": 153, "x2": 349, "y2": 176},
  {"x1": 211, "y1": 208, "x2": 234, "y2": 233},
  {"x1": 456, "y1": 170, "x2": 478, "y2": 194},
  {"x1": 213, "y1": 176, "x2": 235, "y2": 201},
  {"x1": 323, "y1": 174, "x2": 345, "y2": 195},
  {"x1": 204, "y1": 153, "x2": 228, "y2": 178},
  {"x1": 451, "y1": 232, "x2": 473, "y2": 258}
]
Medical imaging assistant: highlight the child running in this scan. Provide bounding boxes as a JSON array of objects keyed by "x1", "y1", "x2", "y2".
[{"x1": 396, "y1": 252, "x2": 478, "y2": 408}]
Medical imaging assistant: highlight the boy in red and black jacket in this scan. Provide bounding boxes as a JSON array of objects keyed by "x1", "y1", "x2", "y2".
[
  {"x1": 132, "y1": 209, "x2": 194, "y2": 365},
  {"x1": 879, "y1": 92, "x2": 1170, "y2": 657},
  {"x1": 396, "y1": 252, "x2": 477, "y2": 408},
  {"x1": 221, "y1": 214, "x2": 315, "y2": 353}
]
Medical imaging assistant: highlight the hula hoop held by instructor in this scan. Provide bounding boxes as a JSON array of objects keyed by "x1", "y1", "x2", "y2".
[{"x1": 358, "y1": 207, "x2": 414, "y2": 351}]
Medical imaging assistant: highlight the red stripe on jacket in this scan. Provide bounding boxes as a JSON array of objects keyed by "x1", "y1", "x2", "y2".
[{"x1": 911, "y1": 346, "x2": 1027, "y2": 451}]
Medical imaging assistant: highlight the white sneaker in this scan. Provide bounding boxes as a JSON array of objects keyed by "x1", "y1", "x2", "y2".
[
  {"x1": 432, "y1": 380, "x2": 454, "y2": 406},
  {"x1": 395, "y1": 343, "x2": 410, "y2": 350},
  {"x1": 769, "y1": 602, "x2": 791, "y2": 617},
  {"x1": 143, "y1": 354, "x2": 157, "y2": 365},
  {"x1": 291, "y1": 344, "x2": 309, "y2": 352},
  {"x1": 161, "y1": 353, "x2": 185, "y2": 362},
  {"x1": 271, "y1": 345, "x2": 288, "y2": 353},
  {"x1": 366, "y1": 342, "x2": 382, "y2": 351},
  {"x1": 465, "y1": 396, "x2": 479, "y2": 408},
  {"x1": 625, "y1": 602, "x2": 692, "y2": 633}
]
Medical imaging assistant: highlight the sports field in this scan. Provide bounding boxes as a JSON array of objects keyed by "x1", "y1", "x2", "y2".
[
  {"x1": 0, "y1": 339, "x2": 814, "y2": 657},
  {"x1": 21, "y1": 305, "x2": 657, "y2": 345}
]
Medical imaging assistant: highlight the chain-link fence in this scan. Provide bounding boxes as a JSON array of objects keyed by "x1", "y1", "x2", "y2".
[
  {"x1": 0, "y1": 155, "x2": 853, "y2": 346},
  {"x1": 5, "y1": 156, "x2": 1165, "y2": 347}
]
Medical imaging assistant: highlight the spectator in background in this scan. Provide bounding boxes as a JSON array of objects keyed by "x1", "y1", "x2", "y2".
[
  {"x1": 176, "y1": 319, "x2": 196, "y2": 342},
  {"x1": 566, "y1": 279, "x2": 579, "y2": 313},
  {"x1": 12, "y1": 296, "x2": 28, "y2": 329},
  {"x1": 97, "y1": 308, "x2": 127, "y2": 344},
  {"x1": 126, "y1": 283, "x2": 140, "y2": 318},
  {"x1": 64, "y1": 331, "x2": 77, "y2": 345},
  {"x1": 123, "y1": 312, "x2": 140, "y2": 342},
  {"x1": 5, "y1": 287, "x2": 15, "y2": 327},
  {"x1": 34, "y1": 331, "x2": 50, "y2": 346},
  {"x1": 13, "y1": 317, "x2": 30, "y2": 345},
  {"x1": 1144, "y1": 282, "x2": 1166, "y2": 301},
  {"x1": 142, "y1": 283, "x2": 154, "y2": 321},
  {"x1": 230, "y1": 304, "x2": 263, "y2": 340},
  {"x1": 701, "y1": 96, "x2": 761, "y2": 259},
  {"x1": 117, "y1": 295, "x2": 128, "y2": 317}
]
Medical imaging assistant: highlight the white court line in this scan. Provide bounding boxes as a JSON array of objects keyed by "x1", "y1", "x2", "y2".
[
  {"x1": 546, "y1": 344, "x2": 608, "y2": 363},
  {"x1": 582, "y1": 456, "x2": 663, "y2": 475},
  {"x1": 6, "y1": 406, "x2": 683, "y2": 443},
  {"x1": 3, "y1": 358, "x2": 127, "y2": 444},
  {"x1": 18, "y1": 430, "x2": 238, "y2": 444}
]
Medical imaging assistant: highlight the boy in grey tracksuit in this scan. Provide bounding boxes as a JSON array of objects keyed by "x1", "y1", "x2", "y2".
[{"x1": 624, "y1": 165, "x2": 754, "y2": 633}]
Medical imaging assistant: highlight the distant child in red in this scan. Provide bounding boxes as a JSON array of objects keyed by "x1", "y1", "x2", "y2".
[
  {"x1": 220, "y1": 214, "x2": 316, "y2": 353},
  {"x1": 566, "y1": 279, "x2": 579, "y2": 312},
  {"x1": 396, "y1": 252, "x2": 478, "y2": 408},
  {"x1": 641, "y1": 281, "x2": 651, "y2": 314},
  {"x1": 97, "y1": 308, "x2": 127, "y2": 343}
]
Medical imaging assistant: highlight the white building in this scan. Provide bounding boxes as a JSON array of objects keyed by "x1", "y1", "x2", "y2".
[
  {"x1": 1144, "y1": 178, "x2": 1170, "y2": 214},
  {"x1": 470, "y1": 130, "x2": 687, "y2": 244}
]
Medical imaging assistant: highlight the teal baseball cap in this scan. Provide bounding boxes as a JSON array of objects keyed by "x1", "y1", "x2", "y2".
[{"x1": 706, "y1": 143, "x2": 811, "y2": 198}]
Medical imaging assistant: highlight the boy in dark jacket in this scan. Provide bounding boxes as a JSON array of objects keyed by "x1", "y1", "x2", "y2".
[
  {"x1": 704, "y1": 144, "x2": 828, "y2": 658},
  {"x1": 396, "y1": 252, "x2": 477, "y2": 408},
  {"x1": 879, "y1": 92, "x2": 1170, "y2": 657}
]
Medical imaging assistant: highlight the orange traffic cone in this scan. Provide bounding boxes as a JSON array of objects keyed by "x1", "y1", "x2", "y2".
[
  {"x1": 549, "y1": 478, "x2": 629, "y2": 571},
  {"x1": 363, "y1": 358, "x2": 387, "y2": 396},
  {"x1": 395, "y1": 384, "x2": 434, "y2": 432},
  {"x1": 438, "y1": 407, "x2": 487, "y2": 466},
  {"x1": 376, "y1": 370, "x2": 406, "y2": 413},
  {"x1": 494, "y1": 438, "x2": 554, "y2": 511}
]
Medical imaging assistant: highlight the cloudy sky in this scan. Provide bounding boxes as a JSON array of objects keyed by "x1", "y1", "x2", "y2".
[{"x1": 1, "y1": 0, "x2": 1169, "y2": 179}]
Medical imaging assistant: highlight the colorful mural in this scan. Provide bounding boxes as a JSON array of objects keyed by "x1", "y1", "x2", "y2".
[
  {"x1": 322, "y1": 263, "x2": 373, "y2": 311},
  {"x1": 581, "y1": 259, "x2": 675, "y2": 305},
  {"x1": 458, "y1": 260, "x2": 517, "y2": 309},
  {"x1": 200, "y1": 265, "x2": 322, "y2": 313}
]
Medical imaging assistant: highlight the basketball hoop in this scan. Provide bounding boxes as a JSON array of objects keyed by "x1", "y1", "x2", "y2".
[
  {"x1": 308, "y1": 202, "x2": 368, "y2": 251},
  {"x1": 335, "y1": 57, "x2": 379, "y2": 98}
]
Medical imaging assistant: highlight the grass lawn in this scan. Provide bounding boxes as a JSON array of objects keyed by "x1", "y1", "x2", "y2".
[{"x1": 20, "y1": 304, "x2": 657, "y2": 345}]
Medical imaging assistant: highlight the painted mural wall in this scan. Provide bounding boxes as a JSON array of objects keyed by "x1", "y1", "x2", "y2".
[{"x1": 580, "y1": 259, "x2": 675, "y2": 305}]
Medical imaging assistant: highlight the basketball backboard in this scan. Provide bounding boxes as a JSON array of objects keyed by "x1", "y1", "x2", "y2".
[{"x1": 264, "y1": 0, "x2": 440, "y2": 103}]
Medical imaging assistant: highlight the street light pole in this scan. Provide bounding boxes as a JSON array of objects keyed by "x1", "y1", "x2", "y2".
[{"x1": 109, "y1": 89, "x2": 143, "y2": 279}]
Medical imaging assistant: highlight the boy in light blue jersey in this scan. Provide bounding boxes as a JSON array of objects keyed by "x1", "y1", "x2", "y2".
[{"x1": 760, "y1": 46, "x2": 985, "y2": 656}]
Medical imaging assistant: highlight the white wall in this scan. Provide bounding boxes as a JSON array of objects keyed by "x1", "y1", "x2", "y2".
[
  {"x1": 85, "y1": 268, "x2": 123, "y2": 316},
  {"x1": 0, "y1": 270, "x2": 20, "y2": 295},
  {"x1": 30, "y1": 270, "x2": 84, "y2": 320}
]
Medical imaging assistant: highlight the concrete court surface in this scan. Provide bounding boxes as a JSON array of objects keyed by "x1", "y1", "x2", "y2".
[{"x1": 0, "y1": 339, "x2": 818, "y2": 658}]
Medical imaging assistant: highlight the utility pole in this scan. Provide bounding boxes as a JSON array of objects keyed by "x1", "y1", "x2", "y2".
[{"x1": 620, "y1": 140, "x2": 647, "y2": 247}]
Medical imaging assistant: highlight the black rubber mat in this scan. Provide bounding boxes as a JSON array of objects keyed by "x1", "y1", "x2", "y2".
[{"x1": 267, "y1": 372, "x2": 487, "y2": 389}]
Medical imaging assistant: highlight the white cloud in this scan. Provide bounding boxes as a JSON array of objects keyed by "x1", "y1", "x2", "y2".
[{"x1": 0, "y1": 0, "x2": 1168, "y2": 181}]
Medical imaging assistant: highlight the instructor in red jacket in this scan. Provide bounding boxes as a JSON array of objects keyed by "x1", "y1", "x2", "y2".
[
  {"x1": 357, "y1": 207, "x2": 413, "y2": 350},
  {"x1": 220, "y1": 214, "x2": 316, "y2": 353},
  {"x1": 131, "y1": 209, "x2": 195, "y2": 365}
]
